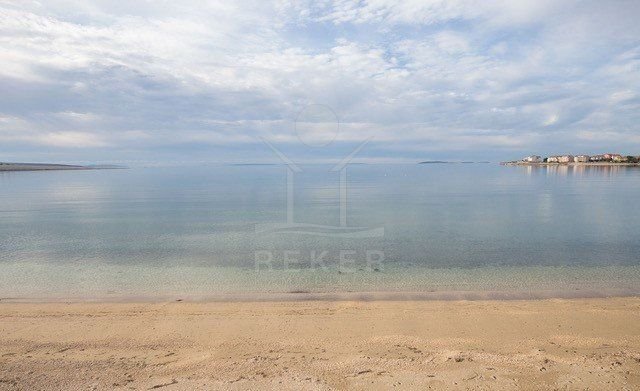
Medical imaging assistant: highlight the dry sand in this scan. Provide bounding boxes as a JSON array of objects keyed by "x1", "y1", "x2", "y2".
[{"x1": 1, "y1": 298, "x2": 640, "y2": 390}]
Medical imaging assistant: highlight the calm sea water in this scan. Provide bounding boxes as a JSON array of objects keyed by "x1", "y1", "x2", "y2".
[{"x1": 1, "y1": 164, "x2": 640, "y2": 300}]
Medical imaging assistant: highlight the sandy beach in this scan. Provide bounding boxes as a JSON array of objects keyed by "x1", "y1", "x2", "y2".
[{"x1": 1, "y1": 298, "x2": 639, "y2": 390}]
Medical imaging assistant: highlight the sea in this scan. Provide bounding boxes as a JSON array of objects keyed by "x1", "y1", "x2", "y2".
[{"x1": 1, "y1": 163, "x2": 640, "y2": 300}]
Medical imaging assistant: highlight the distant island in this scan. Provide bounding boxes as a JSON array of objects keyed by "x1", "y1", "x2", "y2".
[
  {"x1": 502, "y1": 153, "x2": 640, "y2": 166},
  {"x1": 0, "y1": 163, "x2": 126, "y2": 171},
  {"x1": 419, "y1": 161, "x2": 491, "y2": 164},
  {"x1": 227, "y1": 163, "x2": 279, "y2": 166}
]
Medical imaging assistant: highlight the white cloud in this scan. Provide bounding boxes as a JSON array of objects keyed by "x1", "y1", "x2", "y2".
[
  {"x1": 543, "y1": 114, "x2": 559, "y2": 126},
  {"x1": 0, "y1": 0, "x2": 639, "y2": 162},
  {"x1": 40, "y1": 131, "x2": 109, "y2": 148}
]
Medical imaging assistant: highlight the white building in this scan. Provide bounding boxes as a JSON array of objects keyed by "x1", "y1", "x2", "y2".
[
  {"x1": 558, "y1": 155, "x2": 574, "y2": 163},
  {"x1": 523, "y1": 155, "x2": 542, "y2": 163},
  {"x1": 574, "y1": 155, "x2": 590, "y2": 163},
  {"x1": 613, "y1": 155, "x2": 627, "y2": 162},
  {"x1": 547, "y1": 155, "x2": 573, "y2": 163},
  {"x1": 603, "y1": 153, "x2": 621, "y2": 160}
]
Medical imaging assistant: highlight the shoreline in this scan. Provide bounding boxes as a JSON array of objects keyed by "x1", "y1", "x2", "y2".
[
  {"x1": 3, "y1": 288, "x2": 639, "y2": 304},
  {"x1": 3, "y1": 262, "x2": 640, "y2": 305},
  {"x1": 2, "y1": 297, "x2": 639, "y2": 389}
]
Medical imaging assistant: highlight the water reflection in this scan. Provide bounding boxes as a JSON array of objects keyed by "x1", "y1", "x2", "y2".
[{"x1": 517, "y1": 164, "x2": 639, "y2": 177}]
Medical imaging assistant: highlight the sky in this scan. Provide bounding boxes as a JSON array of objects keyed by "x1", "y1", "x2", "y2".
[{"x1": 1, "y1": 0, "x2": 639, "y2": 165}]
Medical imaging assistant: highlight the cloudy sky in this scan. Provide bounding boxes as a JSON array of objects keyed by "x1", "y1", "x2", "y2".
[{"x1": 1, "y1": 0, "x2": 639, "y2": 164}]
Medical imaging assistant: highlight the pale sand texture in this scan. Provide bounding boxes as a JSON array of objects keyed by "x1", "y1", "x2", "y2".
[{"x1": 1, "y1": 298, "x2": 640, "y2": 390}]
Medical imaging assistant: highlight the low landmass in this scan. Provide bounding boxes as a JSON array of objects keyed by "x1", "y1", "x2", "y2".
[
  {"x1": 0, "y1": 163, "x2": 126, "y2": 171},
  {"x1": 85, "y1": 164, "x2": 127, "y2": 169},
  {"x1": 419, "y1": 161, "x2": 490, "y2": 164},
  {"x1": 228, "y1": 163, "x2": 279, "y2": 166}
]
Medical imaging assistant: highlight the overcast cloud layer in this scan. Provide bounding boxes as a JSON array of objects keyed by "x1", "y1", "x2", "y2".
[{"x1": 1, "y1": 0, "x2": 639, "y2": 164}]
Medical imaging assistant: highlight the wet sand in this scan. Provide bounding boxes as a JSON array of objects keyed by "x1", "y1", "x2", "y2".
[{"x1": 1, "y1": 298, "x2": 640, "y2": 390}]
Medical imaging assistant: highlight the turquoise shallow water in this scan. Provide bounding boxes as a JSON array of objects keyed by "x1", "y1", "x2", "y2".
[{"x1": 1, "y1": 164, "x2": 640, "y2": 300}]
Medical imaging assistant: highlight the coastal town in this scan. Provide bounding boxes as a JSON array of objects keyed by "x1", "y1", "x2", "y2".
[{"x1": 502, "y1": 153, "x2": 640, "y2": 165}]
